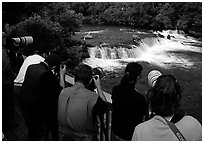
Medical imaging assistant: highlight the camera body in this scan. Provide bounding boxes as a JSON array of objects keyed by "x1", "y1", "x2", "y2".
[
  {"x1": 92, "y1": 67, "x2": 103, "y2": 79},
  {"x1": 87, "y1": 67, "x2": 104, "y2": 91}
]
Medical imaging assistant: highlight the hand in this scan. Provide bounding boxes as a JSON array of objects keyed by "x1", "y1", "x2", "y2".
[
  {"x1": 93, "y1": 75, "x2": 107, "y2": 102},
  {"x1": 60, "y1": 64, "x2": 66, "y2": 76},
  {"x1": 93, "y1": 75, "x2": 101, "y2": 89}
]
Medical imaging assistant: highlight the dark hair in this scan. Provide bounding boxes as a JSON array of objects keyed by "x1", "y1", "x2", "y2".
[
  {"x1": 120, "y1": 62, "x2": 143, "y2": 88},
  {"x1": 44, "y1": 54, "x2": 60, "y2": 68},
  {"x1": 148, "y1": 75, "x2": 182, "y2": 117},
  {"x1": 74, "y1": 64, "x2": 93, "y2": 86}
]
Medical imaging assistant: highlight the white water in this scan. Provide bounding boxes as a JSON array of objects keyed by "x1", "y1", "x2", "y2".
[{"x1": 84, "y1": 30, "x2": 201, "y2": 71}]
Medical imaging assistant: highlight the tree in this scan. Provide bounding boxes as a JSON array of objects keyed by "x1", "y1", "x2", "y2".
[
  {"x1": 41, "y1": 3, "x2": 82, "y2": 42},
  {"x1": 154, "y1": 3, "x2": 175, "y2": 29},
  {"x1": 2, "y1": 2, "x2": 48, "y2": 26},
  {"x1": 7, "y1": 15, "x2": 63, "y2": 55}
]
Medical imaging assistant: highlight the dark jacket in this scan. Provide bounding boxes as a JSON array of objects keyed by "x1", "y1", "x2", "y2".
[
  {"x1": 19, "y1": 62, "x2": 62, "y2": 140},
  {"x1": 20, "y1": 62, "x2": 62, "y2": 103},
  {"x1": 2, "y1": 48, "x2": 15, "y2": 85},
  {"x1": 111, "y1": 85, "x2": 148, "y2": 140}
]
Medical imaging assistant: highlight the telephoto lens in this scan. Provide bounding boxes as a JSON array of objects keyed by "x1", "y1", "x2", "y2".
[{"x1": 12, "y1": 36, "x2": 33, "y2": 46}]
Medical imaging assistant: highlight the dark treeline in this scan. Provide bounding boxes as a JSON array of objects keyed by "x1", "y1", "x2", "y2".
[
  {"x1": 69, "y1": 2, "x2": 202, "y2": 37},
  {"x1": 2, "y1": 2, "x2": 202, "y2": 69},
  {"x1": 3, "y1": 2, "x2": 202, "y2": 37},
  {"x1": 3, "y1": 2, "x2": 87, "y2": 69}
]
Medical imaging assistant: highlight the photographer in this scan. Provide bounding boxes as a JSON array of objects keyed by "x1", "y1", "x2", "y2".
[
  {"x1": 19, "y1": 54, "x2": 66, "y2": 140},
  {"x1": 58, "y1": 64, "x2": 108, "y2": 141},
  {"x1": 2, "y1": 32, "x2": 18, "y2": 130},
  {"x1": 132, "y1": 75, "x2": 201, "y2": 141}
]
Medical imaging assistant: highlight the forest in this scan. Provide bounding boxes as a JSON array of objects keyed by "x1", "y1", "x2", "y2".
[{"x1": 2, "y1": 2, "x2": 202, "y2": 67}]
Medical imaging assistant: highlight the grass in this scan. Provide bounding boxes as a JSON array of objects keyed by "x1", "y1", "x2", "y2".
[{"x1": 72, "y1": 25, "x2": 202, "y2": 124}]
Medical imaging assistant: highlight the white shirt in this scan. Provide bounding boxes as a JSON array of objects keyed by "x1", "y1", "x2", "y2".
[
  {"x1": 132, "y1": 115, "x2": 202, "y2": 141},
  {"x1": 14, "y1": 54, "x2": 45, "y2": 84}
]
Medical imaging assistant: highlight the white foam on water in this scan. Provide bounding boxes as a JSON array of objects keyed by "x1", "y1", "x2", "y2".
[
  {"x1": 84, "y1": 30, "x2": 201, "y2": 71},
  {"x1": 83, "y1": 58, "x2": 122, "y2": 71},
  {"x1": 75, "y1": 30, "x2": 106, "y2": 34}
]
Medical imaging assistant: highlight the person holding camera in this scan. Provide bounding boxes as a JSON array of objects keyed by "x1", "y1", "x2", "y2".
[
  {"x1": 58, "y1": 63, "x2": 108, "y2": 141},
  {"x1": 19, "y1": 54, "x2": 66, "y2": 140},
  {"x1": 147, "y1": 70, "x2": 186, "y2": 123},
  {"x1": 132, "y1": 75, "x2": 202, "y2": 141},
  {"x1": 2, "y1": 32, "x2": 18, "y2": 130},
  {"x1": 13, "y1": 50, "x2": 45, "y2": 98}
]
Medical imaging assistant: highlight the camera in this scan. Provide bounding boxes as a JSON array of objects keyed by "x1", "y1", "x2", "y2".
[
  {"x1": 93, "y1": 75, "x2": 99, "y2": 80},
  {"x1": 4, "y1": 36, "x2": 34, "y2": 74},
  {"x1": 12, "y1": 36, "x2": 33, "y2": 46},
  {"x1": 6, "y1": 36, "x2": 33, "y2": 50},
  {"x1": 92, "y1": 67, "x2": 103, "y2": 79},
  {"x1": 87, "y1": 67, "x2": 104, "y2": 91}
]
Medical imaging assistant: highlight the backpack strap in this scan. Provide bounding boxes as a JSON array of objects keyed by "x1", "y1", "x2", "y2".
[{"x1": 163, "y1": 118, "x2": 186, "y2": 141}]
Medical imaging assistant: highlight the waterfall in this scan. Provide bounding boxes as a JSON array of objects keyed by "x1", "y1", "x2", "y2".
[
  {"x1": 84, "y1": 31, "x2": 201, "y2": 71},
  {"x1": 88, "y1": 43, "x2": 147, "y2": 60}
]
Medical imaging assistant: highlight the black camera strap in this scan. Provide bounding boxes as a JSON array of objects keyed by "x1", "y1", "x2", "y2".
[{"x1": 163, "y1": 117, "x2": 186, "y2": 141}]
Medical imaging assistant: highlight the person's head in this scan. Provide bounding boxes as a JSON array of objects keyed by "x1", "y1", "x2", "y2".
[
  {"x1": 44, "y1": 54, "x2": 60, "y2": 69},
  {"x1": 148, "y1": 75, "x2": 182, "y2": 117},
  {"x1": 120, "y1": 62, "x2": 143, "y2": 88},
  {"x1": 148, "y1": 70, "x2": 162, "y2": 87},
  {"x1": 74, "y1": 63, "x2": 93, "y2": 87}
]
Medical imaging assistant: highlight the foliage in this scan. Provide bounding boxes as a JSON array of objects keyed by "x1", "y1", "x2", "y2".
[
  {"x1": 3, "y1": 2, "x2": 88, "y2": 68},
  {"x1": 6, "y1": 15, "x2": 63, "y2": 55},
  {"x1": 40, "y1": 3, "x2": 83, "y2": 43},
  {"x1": 2, "y1": 2, "x2": 202, "y2": 69},
  {"x1": 69, "y1": 2, "x2": 202, "y2": 36},
  {"x1": 66, "y1": 45, "x2": 90, "y2": 66},
  {"x1": 2, "y1": 2, "x2": 50, "y2": 27},
  {"x1": 3, "y1": 2, "x2": 202, "y2": 37}
]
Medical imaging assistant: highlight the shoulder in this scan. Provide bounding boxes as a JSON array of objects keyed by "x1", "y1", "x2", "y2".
[
  {"x1": 132, "y1": 119, "x2": 152, "y2": 140},
  {"x1": 84, "y1": 88, "x2": 99, "y2": 102},
  {"x1": 176, "y1": 115, "x2": 202, "y2": 141},
  {"x1": 176, "y1": 115, "x2": 201, "y2": 128},
  {"x1": 59, "y1": 87, "x2": 71, "y2": 98},
  {"x1": 136, "y1": 118, "x2": 152, "y2": 129},
  {"x1": 61, "y1": 86, "x2": 99, "y2": 99},
  {"x1": 60, "y1": 86, "x2": 73, "y2": 95}
]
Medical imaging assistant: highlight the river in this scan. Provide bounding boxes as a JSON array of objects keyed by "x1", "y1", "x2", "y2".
[{"x1": 72, "y1": 25, "x2": 202, "y2": 123}]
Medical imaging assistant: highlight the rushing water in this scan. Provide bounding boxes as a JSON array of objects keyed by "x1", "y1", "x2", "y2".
[
  {"x1": 80, "y1": 27, "x2": 202, "y2": 123},
  {"x1": 83, "y1": 29, "x2": 201, "y2": 71}
]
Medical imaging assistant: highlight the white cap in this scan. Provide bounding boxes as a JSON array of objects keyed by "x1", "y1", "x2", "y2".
[{"x1": 148, "y1": 70, "x2": 162, "y2": 87}]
